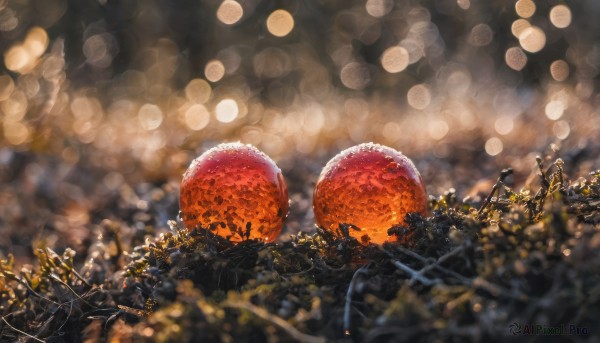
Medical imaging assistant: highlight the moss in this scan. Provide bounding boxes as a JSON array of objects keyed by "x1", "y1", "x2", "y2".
[{"x1": 0, "y1": 158, "x2": 599, "y2": 342}]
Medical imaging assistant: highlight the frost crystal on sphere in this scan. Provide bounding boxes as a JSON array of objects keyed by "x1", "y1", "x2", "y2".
[
  {"x1": 180, "y1": 143, "x2": 289, "y2": 242},
  {"x1": 313, "y1": 143, "x2": 427, "y2": 244}
]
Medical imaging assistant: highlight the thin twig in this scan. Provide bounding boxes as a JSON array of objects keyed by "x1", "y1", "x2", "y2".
[
  {"x1": 344, "y1": 265, "x2": 369, "y2": 337},
  {"x1": 429, "y1": 264, "x2": 472, "y2": 284},
  {"x1": 16, "y1": 277, "x2": 61, "y2": 306},
  {"x1": 48, "y1": 274, "x2": 96, "y2": 308},
  {"x1": 471, "y1": 277, "x2": 527, "y2": 301},
  {"x1": 401, "y1": 245, "x2": 471, "y2": 284},
  {"x1": 222, "y1": 301, "x2": 325, "y2": 343},
  {"x1": 479, "y1": 168, "x2": 513, "y2": 215},
  {"x1": 535, "y1": 158, "x2": 548, "y2": 212},
  {"x1": 555, "y1": 158, "x2": 565, "y2": 191},
  {"x1": 34, "y1": 313, "x2": 56, "y2": 338},
  {"x1": 390, "y1": 259, "x2": 438, "y2": 286},
  {"x1": 391, "y1": 246, "x2": 524, "y2": 300},
  {"x1": 382, "y1": 248, "x2": 438, "y2": 286},
  {"x1": 43, "y1": 248, "x2": 92, "y2": 289},
  {"x1": 55, "y1": 299, "x2": 74, "y2": 335},
  {"x1": 387, "y1": 246, "x2": 474, "y2": 286},
  {"x1": 419, "y1": 246, "x2": 464, "y2": 272},
  {"x1": 1, "y1": 316, "x2": 45, "y2": 343},
  {"x1": 536, "y1": 156, "x2": 550, "y2": 190},
  {"x1": 393, "y1": 246, "x2": 429, "y2": 263},
  {"x1": 116, "y1": 305, "x2": 146, "y2": 318}
]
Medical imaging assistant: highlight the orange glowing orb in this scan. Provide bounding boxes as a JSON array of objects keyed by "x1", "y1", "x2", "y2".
[
  {"x1": 313, "y1": 143, "x2": 427, "y2": 244},
  {"x1": 180, "y1": 143, "x2": 288, "y2": 242}
]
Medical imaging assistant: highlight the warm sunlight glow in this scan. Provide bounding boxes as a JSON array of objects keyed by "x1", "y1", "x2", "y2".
[{"x1": 266, "y1": 10, "x2": 294, "y2": 37}]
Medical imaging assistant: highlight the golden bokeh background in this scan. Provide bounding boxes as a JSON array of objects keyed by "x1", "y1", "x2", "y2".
[{"x1": 0, "y1": 0, "x2": 599, "y2": 260}]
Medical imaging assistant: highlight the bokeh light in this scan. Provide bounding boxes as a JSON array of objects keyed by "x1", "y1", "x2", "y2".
[
  {"x1": 494, "y1": 116, "x2": 514, "y2": 135},
  {"x1": 511, "y1": 19, "x2": 530, "y2": 38},
  {"x1": 138, "y1": 104, "x2": 163, "y2": 130},
  {"x1": 485, "y1": 137, "x2": 503, "y2": 156},
  {"x1": 3, "y1": 27, "x2": 48, "y2": 74},
  {"x1": 519, "y1": 26, "x2": 546, "y2": 53},
  {"x1": 550, "y1": 60, "x2": 569, "y2": 82},
  {"x1": 215, "y1": 98, "x2": 239, "y2": 123},
  {"x1": 2, "y1": 90, "x2": 27, "y2": 122},
  {"x1": 253, "y1": 47, "x2": 291, "y2": 78},
  {"x1": 505, "y1": 47, "x2": 527, "y2": 71},
  {"x1": 83, "y1": 34, "x2": 114, "y2": 68},
  {"x1": 365, "y1": 0, "x2": 393, "y2": 18},
  {"x1": 545, "y1": 100, "x2": 565, "y2": 120},
  {"x1": 340, "y1": 62, "x2": 371, "y2": 90},
  {"x1": 185, "y1": 79, "x2": 212, "y2": 104},
  {"x1": 266, "y1": 10, "x2": 294, "y2": 37},
  {"x1": 429, "y1": 120, "x2": 449, "y2": 140},
  {"x1": 24, "y1": 27, "x2": 49, "y2": 57},
  {"x1": 205, "y1": 60, "x2": 225, "y2": 82},
  {"x1": 217, "y1": 1, "x2": 244, "y2": 25},
  {"x1": 184, "y1": 104, "x2": 210, "y2": 131},
  {"x1": 382, "y1": 122, "x2": 401, "y2": 141},
  {"x1": 407, "y1": 84, "x2": 431, "y2": 110},
  {"x1": 0, "y1": 75, "x2": 15, "y2": 101},
  {"x1": 515, "y1": 0, "x2": 536, "y2": 19},
  {"x1": 381, "y1": 46, "x2": 409, "y2": 73},
  {"x1": 0, "y1": 7, "x2": 19, "y2": 31},
  {"x1": 553, "y1": 120, "x2": 570, "y2": 139},
  {"x1": 3, "y1": 121, "x2": 30, "y2": 145},
  {"x1": 552, "y1": 120, "x2": 571, "y2": 139},
  {"x1": 457, "y1": 0, "x2": 470, "y2": 10},
  {"x1": 469, "y1": 24, "x2": 493, "y2": 47},
  {"x1": 4, "y1": 45, "x2": 30, "y2": 73},
  {"x1": 400, "y1": 38, "x2": 424, "y2": 64},
  {"x1": 550, "y1": 5, "x2": 572, "y2": 29}
]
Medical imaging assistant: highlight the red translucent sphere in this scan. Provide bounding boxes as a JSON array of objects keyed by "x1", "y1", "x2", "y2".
[
  {"x1": 313, "y1": 143, "x2": 427, "y2": 244},
  {"x1": 180, "y1": 143, "x2": 288, "y2": 242}
]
